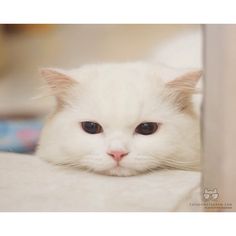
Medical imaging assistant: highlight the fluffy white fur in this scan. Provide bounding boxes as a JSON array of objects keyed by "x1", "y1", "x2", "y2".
[
  {"x1": 36, "y1": 61, "x2": 201, "y2": 176},
  {"x1": 0, "y1": 152, "x2": 202, "y2": 211}
]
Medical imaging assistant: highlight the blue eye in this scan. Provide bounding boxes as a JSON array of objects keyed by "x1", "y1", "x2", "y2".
[
  {"x1": 135, "y1": 122, "x2": 158, "y2": 135},
  {"x1": 81, "y1": 121, "x2": 103, "y2": 134}
]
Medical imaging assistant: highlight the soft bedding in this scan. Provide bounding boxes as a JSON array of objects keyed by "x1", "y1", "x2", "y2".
[{"x1": 0, "y1": 152, "x2": 202, "y2": 211}]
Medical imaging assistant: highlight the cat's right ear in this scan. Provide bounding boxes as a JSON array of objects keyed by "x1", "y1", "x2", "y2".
[{"x1": 40, "y1": 68, "x2": 77, "y2": 107}]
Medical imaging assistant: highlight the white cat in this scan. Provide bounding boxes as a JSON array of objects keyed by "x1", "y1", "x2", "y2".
[
  {"x1": 36, "y1": 60, "x2": 202, "y2": 176},
  {"x1": 36, "y1": 29, "x2": 202, "y2": 176}
]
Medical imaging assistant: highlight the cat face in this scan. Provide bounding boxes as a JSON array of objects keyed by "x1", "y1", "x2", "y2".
[{"x1": 37, "y1": 63, "x2": 201, "y2": 176}]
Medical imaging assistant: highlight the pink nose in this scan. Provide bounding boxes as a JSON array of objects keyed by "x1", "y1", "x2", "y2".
[{"x1": 107, "y1": 150, "x2": 128, "y2": 162}]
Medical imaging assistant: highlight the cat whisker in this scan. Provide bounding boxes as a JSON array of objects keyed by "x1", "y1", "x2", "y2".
[{"x1": 145, "y1": 154, "x2": 200, "y2": 171}]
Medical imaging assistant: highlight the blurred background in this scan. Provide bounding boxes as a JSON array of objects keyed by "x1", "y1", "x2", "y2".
[{"x1": 0, "y1": 24, "x2": 199, "y2": 153}]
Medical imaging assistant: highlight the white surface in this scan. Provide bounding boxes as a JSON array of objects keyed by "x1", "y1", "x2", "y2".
[{"x1": 0, "y1": 152, "x2": 202, "y2": 211}]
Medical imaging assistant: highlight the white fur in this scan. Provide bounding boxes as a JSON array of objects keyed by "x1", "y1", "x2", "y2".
[
  {"x1": 36, "y1": 62, "x2": 201, "y2": 176},
  {"x1": 0, "y1": 152, "x2": 202, "y2": 211}
]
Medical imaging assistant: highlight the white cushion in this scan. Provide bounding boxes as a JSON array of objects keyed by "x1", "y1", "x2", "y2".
[{"x1": 0, "y1": 152, "x2": 202, "y2": 211}]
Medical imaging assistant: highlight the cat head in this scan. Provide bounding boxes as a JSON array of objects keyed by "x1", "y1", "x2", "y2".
[{"x1": 36, "y1": 62, "x2": 202, "y2": 176}]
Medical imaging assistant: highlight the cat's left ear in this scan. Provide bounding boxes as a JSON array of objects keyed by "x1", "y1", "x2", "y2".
[
  {"x1": 40, "y1": 68, "x2": 77, "y2": 107},
  {"x1": 165, "y1": 70, "x2": 202, "y2": 110}
]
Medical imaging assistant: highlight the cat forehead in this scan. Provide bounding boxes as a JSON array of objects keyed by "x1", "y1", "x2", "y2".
[
  {"x1": 68, "y1": 63, "x2": 165, "y2": 93},
  {"x1": 67, "y1": 63, "x2": 167, "y2": 123}
]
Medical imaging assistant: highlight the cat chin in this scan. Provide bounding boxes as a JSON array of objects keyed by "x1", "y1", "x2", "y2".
[{"x1": 97, "y1": 166, "x2": 142, "y2": 177}]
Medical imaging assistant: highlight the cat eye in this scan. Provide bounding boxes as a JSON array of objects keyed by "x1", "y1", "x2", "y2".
[
  {"x1": 81, "y1": 121, "x2": 103, "y2": 134},
  {"x1": 135, "y1": 122, "x2": 158, "y2": 135}
]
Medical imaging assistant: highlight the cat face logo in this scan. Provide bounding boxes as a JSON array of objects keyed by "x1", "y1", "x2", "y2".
[{"x1": 203, "y1": 188, "x2": 219, "y2": 201}]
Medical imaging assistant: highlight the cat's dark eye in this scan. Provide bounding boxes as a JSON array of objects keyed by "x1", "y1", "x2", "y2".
[
  {"x1": 81, "y1": 121, "x2": 103, "y2": 134},
  {"x1": 135, "y1": 122, "x2": 158, "y2": 135}
]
